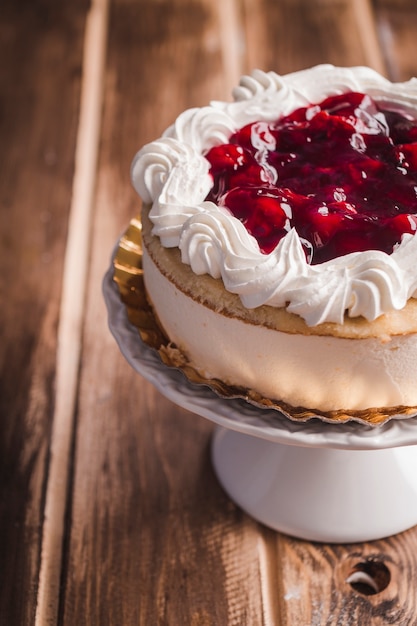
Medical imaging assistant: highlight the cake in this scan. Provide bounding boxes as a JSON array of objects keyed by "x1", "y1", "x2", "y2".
[{"x1": 130, "y1": 65, "x2": 417, "y2": 416}]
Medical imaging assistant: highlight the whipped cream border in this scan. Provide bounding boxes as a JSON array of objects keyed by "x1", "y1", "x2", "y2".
[{"x1": 131, "y1": 65, "x2": 417, "y2": 325}]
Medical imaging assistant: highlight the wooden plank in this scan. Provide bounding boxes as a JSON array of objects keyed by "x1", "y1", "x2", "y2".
[
  {"x1": 0, "y1": 2, "x2": 88, "y2": 624},
  {"x1": 272, "y1": 534, "x2": 417, "y2": 625},
  {"x1": 60, "y1": 1, "x2": 270, "y2": 624},
  {"x1": 374, "y1": 0, "x2": 417, "y2": 81},
  {"x1": 241, "y1": 0, "x2": 385, "y2": 76},
  {"x1": 34, "y1": 1, "x2": 109, "y2": 624}
]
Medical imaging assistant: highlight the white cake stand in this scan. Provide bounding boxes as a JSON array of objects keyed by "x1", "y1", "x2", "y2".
[{"x1": 103, "y1": 266, "x2": 417, "y2": 543}]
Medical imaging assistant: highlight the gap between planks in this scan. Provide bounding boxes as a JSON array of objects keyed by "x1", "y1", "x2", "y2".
[{"x1": 34, "y1": 0, "x2": 109, "y2": 624}]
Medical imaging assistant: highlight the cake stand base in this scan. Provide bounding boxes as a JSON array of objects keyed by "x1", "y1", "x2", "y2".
[{"x1": 212, "y1": 427, "x2": 417, "y2": 543}]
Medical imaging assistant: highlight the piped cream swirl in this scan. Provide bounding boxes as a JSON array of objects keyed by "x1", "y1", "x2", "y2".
[{"x1": 131, "y1": 65, "x2": 417, "y2": 326}]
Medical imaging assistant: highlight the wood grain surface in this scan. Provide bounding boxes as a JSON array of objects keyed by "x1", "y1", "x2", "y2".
[
  {"x1": 2, "y1": 0, "x2": 417, "y2": 625},
  {"x1": 0, "y1": 2, "x2": 88, "y2": 624}
]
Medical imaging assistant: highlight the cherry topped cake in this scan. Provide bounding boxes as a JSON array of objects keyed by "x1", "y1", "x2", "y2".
[{"x1": 131, "y1": 65, "x2": 417, "y2": 417}]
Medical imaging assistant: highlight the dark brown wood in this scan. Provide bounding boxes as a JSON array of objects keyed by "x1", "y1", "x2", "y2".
[
  {"x1": 273, "y1": 533, "x2": 417, "y2": 625},
  {"x1": 374, "y1": 0, "x2": 417, "y2": 81},
  {"x1": 241, "y1": 0, "x2": 385, "y2": 76},
  {"x1": 0, "y1": 2, "x2": 88, "y2": 624}
]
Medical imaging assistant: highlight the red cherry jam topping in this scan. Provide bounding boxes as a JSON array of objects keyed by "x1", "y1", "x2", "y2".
[{"x1": 205, "y1": 92, "x2": 417, "y2": 264}]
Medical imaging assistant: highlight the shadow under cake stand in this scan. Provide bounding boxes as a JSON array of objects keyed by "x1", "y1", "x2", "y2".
[{"x1": 104, "y1": 266, "x2": 417, "y2": 543}]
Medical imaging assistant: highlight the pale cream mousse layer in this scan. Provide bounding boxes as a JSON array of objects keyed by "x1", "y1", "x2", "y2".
[{"x1": 142, "y1": 212, "x2": 417, "y2": 412}]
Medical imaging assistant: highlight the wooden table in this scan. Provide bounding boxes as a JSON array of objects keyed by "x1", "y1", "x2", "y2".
[{"x1": 2, "y1": 0, "x2": 417, "y2": 624}]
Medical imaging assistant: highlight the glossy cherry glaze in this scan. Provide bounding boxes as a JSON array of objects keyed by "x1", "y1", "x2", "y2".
[{"x1": 205, "y1": 92, "x2": 417, "y2": 264}]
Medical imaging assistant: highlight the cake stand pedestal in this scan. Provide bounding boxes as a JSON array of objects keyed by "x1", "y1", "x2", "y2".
[
  {"x1": 104, "y1": 267, "x2": 417, "y2": 543},
  {"x1": 212, "y1": 428, "x2": 417, "y2": 543}
]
